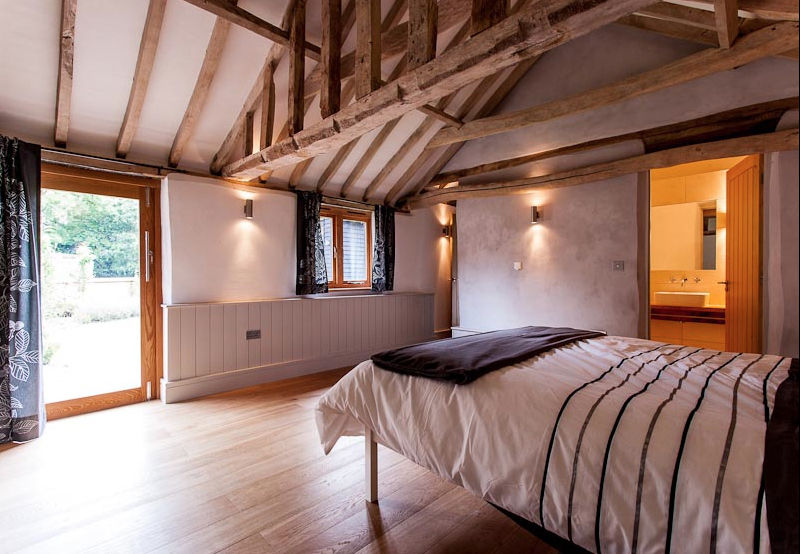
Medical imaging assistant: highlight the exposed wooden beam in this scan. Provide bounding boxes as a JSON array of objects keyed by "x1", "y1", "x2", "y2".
[
  {"x1": 338, "y1": 57, "x2": 412, "y2": 197},
  {"x1": 409, "y1": 129, "x2": 799, "y2": 208},
  {"x1": 426, "y1": 22, "x2": 799, "y2": 149},
  {"x1": 714, "y1": 0, "x2": 740, "y2": 47},
  {"x1": 355, "y1": 0, "x2": 382, "y2": 99},
  {"x1": 363, "y1": 118, "x2": 439, "y2": 201},
  {"x1": 223, "y1": 0, "x2": 660, "y2": 179},
  {"x1": 244, "y1": 110, "x2": 255, "y2": 156},
  {"x1": 260, "y1": 64, "x2": 276, "y2": 150},
  {"x1": 428, "y1": 97, "x2": 798, "y2": 186},
  {"x1": 637, "y1": 3, "x2": 717, "y2": 30},
  {"x1": 390, "y1": 56, "x2": 538, "y2": 204},
  {"x1": 289, "y1": 0, "x2": 401, "y2": 191},
  {"x1": 316, "y1": 139, "x2": 359, "y2": 192},
  {"x1": 470, "y1": 0, "x2": 507, "y2": 36},
  {"x1": 408, "y1": 0, "x2": 438, "y2": 69},
  {"x1": 289, "y1": 0, "x2": 306, "y2": 135},
  {"x1": 288, "y1": 158, "x2": 313, "y2": 188},
  {"x1": 116, "y1": 0, "x2": 167, "y2": 159},
  {"x1": 680, "y1": 0, "x2": 798, "y2": 20},
  {"x1": 209, "y1": 2, "x2": 296, "y2": 174},
  {"x1": 321, "y1": 0, "x2": 342, "y2": 118},
  {"x1": 180, "y1": 0, "x2": 321, "y2": 61},
  {"x1": 342, "y1": 20, "x2": 472, "y2": 200},
  {"x1": 618, "y1": 14, "x2": 719, "y2": 47},
  {"x1": 416, "y1": 104, "x2": 463, "y2": 127},
  {"x1": 55, "y1": 0, "x2": 77, "y2": 148},
  {"x1": 169, "y1": 17, "x2": 231, "y2": 167},
  {"x1": 304, "y1": 0, "x2": 472, "y2": 100}
]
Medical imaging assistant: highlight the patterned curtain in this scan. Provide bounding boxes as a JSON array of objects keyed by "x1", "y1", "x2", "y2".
[
  {"x1": 371, "y1": 205, "x2": 395, "y2": 292},
  {"x1": 1, "y1": 136, "x2": 44, "y2": 444},
  {"x1": 295, "y1": 191, "x2": 328, "y2": 295}
]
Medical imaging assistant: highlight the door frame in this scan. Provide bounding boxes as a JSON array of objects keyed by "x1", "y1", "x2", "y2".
[{"x1": 40, "y1": 163, "x2": 163, "y2": 420}]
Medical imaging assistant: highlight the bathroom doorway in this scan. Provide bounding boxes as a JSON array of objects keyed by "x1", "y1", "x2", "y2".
[{"x1": 648, "y1": 155, "x2": 762, "y2": 353}]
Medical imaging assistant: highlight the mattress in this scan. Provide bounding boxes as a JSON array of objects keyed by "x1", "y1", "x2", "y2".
[{"x1": 315, "y1": 335, "x2": 793, "y2": 553}]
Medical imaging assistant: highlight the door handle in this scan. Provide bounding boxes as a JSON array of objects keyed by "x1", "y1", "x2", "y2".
[
  {"x1": 717, "y1": 280, "x2": 729, "y2": 292},
  {"x1": 145, "y1": 231, "x2": 154, "y2": 283}
]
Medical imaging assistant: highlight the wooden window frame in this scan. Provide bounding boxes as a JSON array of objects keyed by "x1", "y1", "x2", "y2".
[
  {"x1": 320, "y1": 206, "x2": 372, "y2": 289},
  {"x1": 40, "y1": 163, "x2": 163, "y2": 420}
]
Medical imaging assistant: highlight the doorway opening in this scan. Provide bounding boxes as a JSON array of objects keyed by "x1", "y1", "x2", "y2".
[
  {"x1": 648, "y1": 155, "x2": 762, "y2": 353},
  {"x1": 40, "y1": 165, "x2": 161, "y2": 419}
]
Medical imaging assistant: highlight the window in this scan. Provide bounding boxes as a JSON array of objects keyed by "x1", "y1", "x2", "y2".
[{"x1": 320, "y1": 207, "x2": 372, "y2": 288}]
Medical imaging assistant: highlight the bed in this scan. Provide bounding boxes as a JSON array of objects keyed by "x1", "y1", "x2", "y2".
[{"x1": 315, "y1": 329, "x2": 798, "y2": 554}]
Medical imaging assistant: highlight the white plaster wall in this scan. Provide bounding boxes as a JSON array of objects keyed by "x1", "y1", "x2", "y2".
[
  {"x1": 397, "y1": 205, "x2": 455, "y2": 333},
  {"x1": 161, "y1": 173, "x2": 297, "y2": 304},
  {"x1": 456, "y1": 175, "x2": 643, "y2": 337},
  {"x1": 764, "y1": 149, "x2": 799, "y2": 358},
  {"x1": 161, "y1": 174, "x2": 452, "y2": 334}
]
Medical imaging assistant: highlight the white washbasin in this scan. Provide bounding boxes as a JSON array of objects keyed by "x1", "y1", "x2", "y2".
[{"x1": 653, "y1": 291, "x2": 710, "y2": 307}]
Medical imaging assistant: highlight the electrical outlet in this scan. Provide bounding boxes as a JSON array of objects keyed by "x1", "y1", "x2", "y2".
[
  {"x1": 246, "y1": 329, "x2": 261, "y2": 340},
  {"x1": 513, "y1": 261, "x2": 523, "y2": 271},
  {"x1": 612, "y1": 260, "x2": 625, "y2": 271}
]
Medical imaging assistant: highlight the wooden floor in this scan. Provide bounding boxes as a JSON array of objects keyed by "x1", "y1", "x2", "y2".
[{"x1": 0, "y1": 369, "x2": 556, "y2": 554}]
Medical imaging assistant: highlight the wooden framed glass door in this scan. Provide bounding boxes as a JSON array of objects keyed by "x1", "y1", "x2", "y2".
[{"x1": 40, "y1": 164, "x2": 161, "y2": 419}]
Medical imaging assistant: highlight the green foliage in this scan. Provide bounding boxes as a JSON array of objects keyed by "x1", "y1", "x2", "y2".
[{"x1": 41, "y1": 190, "x2": 139, "y2": 278}]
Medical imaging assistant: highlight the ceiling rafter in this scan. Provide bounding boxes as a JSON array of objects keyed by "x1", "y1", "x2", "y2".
[
  {"x1": 409, "y1": 129, "x2": 799, "y2": 208},
  {"x1": 54, "y1": 0, "x2": 77, "y2": 148},
  {"x1": 116, "y1": 0, "x2": 168, "y2": 159},
  {"x1": 223, "y1": 0, "x2": 660, "y2": 179},
  {"x1": 338, "y1": 19, "x2": 472, "y2": 199},
  {"x1": 180, "y1": 0, "x2": 322, "y2": 60},
  {"x1": 425, "y1": 97, "x2": 799, "y2": 187},
  {"x1": 389, "y1": 56, "x2": 538, "y2": 205},
  {"x1": 714, "y1": 0, "x2": 741, "y2": 47},
  {"x1": 168, "y1": 16, "x2": 232, "y2": 167},
  {"x1": 208, "y1": 1, "x2": 298, "y2": 174}
]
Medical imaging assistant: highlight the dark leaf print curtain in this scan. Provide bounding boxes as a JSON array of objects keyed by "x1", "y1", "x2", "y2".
[
  {"x1": 1, "y1": 136, "x2": 44, "y2": 444},
  {"x1": 295, "y1": 191, "x2": 328, "y2": 295},
  {"x1": 371, "y1": 205, "x2": 395, "y2": 293}
]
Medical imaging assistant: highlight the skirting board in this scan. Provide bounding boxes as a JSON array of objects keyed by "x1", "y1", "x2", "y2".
[{"x1": 161, "y1": 348, "x2": 397, "y2": 404}]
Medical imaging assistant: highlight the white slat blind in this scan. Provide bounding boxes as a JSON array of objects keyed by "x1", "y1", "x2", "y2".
[{"x1": 342, "y1": 219, "x2": 367, "y2": 282}]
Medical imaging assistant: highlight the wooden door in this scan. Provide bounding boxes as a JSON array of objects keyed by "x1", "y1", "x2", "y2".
[
  {"x1": 40, "y1": 164, "x2": 162, "y2": 419},
  {"x1": 725, "y1": 155, "x2": 762, "y2": 353}
]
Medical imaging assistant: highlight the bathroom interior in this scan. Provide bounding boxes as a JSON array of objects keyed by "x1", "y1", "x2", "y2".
[{"x1": 649, "y1": 155, "x2": 758, "y2": 352}]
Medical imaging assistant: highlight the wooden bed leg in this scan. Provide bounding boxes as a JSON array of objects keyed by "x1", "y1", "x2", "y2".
[{"x1": 365, "y1": 426, "x2": 378, "y2": 503}]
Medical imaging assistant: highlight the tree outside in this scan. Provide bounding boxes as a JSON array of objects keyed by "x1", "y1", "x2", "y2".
[{"x1": 41, "y1": 189, "x2": 142, "y2": 403}]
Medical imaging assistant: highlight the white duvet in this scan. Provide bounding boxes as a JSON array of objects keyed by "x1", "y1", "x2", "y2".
[{"x1": 316, "y1": 335, "x2": 791, "y2": 554}]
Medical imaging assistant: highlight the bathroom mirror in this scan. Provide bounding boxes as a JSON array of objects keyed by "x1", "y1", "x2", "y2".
[{"x1": 651, "y1": 200, "x2": 717, "y2": 271}]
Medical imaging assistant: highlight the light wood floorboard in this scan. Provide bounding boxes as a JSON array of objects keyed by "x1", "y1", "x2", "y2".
[{"x1": 0, "y1": 369, "x2": 555, "y2": 553}]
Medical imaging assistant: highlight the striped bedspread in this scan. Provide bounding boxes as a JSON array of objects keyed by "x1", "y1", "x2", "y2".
[{"x1": 316, "y1": 335, "x2": 795, "y2": 553}]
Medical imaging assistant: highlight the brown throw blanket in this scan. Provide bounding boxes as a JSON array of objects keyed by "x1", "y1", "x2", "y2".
[
  {"x1": 765, "y1": 357, "x2": 799, "y2": 554},
  {"x1": 371, "y1": 326, "x2": 605, "y2": 385}
]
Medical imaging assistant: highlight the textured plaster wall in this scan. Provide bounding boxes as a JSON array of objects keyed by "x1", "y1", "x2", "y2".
[
  {"x1": 161, "y1": 174, "x2": 451, "y2": 333},
  {"x1": 456, "y1": 175, "x2": 644, "y2": 337},
  {"x1": 764, "y1": 149, "x2": 799, "y2": 358}
]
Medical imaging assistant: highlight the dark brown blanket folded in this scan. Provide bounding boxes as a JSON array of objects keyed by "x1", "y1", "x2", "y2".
[
  {"x1": 765, "y1": 357, "x2": 799, "y2": 554},
  {"x1": 371, "y1": 326, "x2": 605, "y2": 385}
]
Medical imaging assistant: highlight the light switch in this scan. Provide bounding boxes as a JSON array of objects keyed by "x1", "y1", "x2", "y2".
[{"x1": 513, "y1": 261, "x2": 523, "y2": 271}]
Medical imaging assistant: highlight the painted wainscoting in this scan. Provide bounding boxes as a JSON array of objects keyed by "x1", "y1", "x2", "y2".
[{"x1": 162, "y1": 293, "x2": 434, "y2": 403}]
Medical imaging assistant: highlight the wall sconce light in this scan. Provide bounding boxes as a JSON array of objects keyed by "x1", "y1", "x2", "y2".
[
  {"x1": 243, "y1": 199, "x2": 254, "y2": 219},
  {"x1": 442, "y1": 224, "x2": 452, "y2": 238},
  {"x1": 530, "y1": 205, "x2": 541, "y2": 225}
]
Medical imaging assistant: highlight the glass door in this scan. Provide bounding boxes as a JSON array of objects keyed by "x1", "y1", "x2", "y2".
[{"x1": 40, "y1": 165, "x2": 159, "y2": 418}]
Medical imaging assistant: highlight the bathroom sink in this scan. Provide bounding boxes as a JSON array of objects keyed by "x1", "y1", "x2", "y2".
[{"x1": 653, "y1": 291, "x2": 710, "y2": 307}]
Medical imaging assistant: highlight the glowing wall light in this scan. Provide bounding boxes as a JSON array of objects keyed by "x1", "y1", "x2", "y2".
[
  {"x1": 530, "y1": 205, "x2": 541, "y2": 225},
  {"x1": 243, "y1": 199, "x2": 254, "y2": 219}
]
